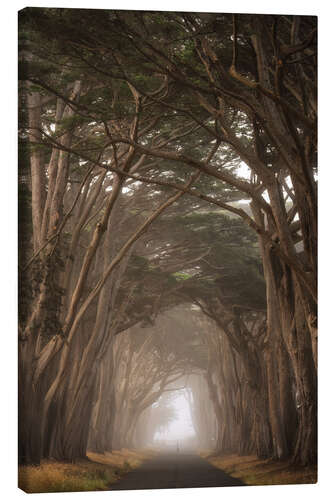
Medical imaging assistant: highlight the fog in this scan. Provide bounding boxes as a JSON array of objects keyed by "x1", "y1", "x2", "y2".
[
  {"x1": 154, "y1": 391, "x2": 195, "y2": 442},
  {"x1": 90, "y1": 306, "x2": 220, "y2": 455}
]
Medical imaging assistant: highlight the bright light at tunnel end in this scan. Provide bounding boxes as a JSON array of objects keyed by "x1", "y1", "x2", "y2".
[{"x1": 153, "y1": 390, "x2": 196, "y2": 448}]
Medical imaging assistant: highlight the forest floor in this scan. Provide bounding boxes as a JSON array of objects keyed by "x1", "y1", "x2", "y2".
[
  {"x1": 201, "y1": 453, "x2": 317, "y2": 486},
  {"x1": 18, "y1": 449, "x2": 155, "y2": 493},
  {"x1": 18, "y1": 450, "x2": 318, "y2": 492}
]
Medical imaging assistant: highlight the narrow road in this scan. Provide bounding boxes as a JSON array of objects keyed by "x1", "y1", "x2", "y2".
[{"x1": 110, "y1": 453, "x2": 245, "y2": 490}]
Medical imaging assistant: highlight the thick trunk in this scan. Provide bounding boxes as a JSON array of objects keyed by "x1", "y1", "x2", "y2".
[
  {"x1": 252, "y1": 388, "x2": 272, "y2": 459},
  {"x1": 18, "y1": 375, "x2": 43, "y2": 464},
  {"x1": 252, "y1": 200, "x2": 316, "y2": 464},
  {"x1": 42, "y1": 360, "x2": 96, "y2": 462},
  {"x1": 264, "y1": 347, "x2": 288, "y2": 459},
  {"x1": 26, "y1": 86, "x2": 45, "y2": 252},
  {"x1": 277, "y1": 337, "x2": 298, "y2": 453},
  {"x1": 205, "y1": 372, "x2": 226, "y2": 454},
  {"x1": 18, "y1": 333, "x2": 44, "y2": 464},
  {"x1": 88, "y1": 347, "x2": 116, "y2": 454},
  {"x1": 280, "y1": 279, "x2": 317, "y2": 465},
  {"x1": 251, "y1": 203, "x2": 289, "y2": 459},
  {"x1": 62, "y1": 381, "x2": 96, "y2": 461}
]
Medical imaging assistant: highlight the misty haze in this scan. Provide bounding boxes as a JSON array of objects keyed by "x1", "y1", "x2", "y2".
[{"x1": 18, "y1": 7, "x2": 317, "y2": 493}]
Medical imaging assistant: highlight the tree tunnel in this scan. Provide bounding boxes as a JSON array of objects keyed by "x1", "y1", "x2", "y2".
[
  {"x1": 19, "y1": 9, "x2": 316, "y2": 473},
  {"x1": 87, "y1": 304, "x2": 270, "y2": 458}
]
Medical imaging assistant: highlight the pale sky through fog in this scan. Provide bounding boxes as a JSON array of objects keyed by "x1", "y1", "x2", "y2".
[
  {"x1": 237, "y1": 161, "x2": 251, "y2": 180},
  {"x1": 154, "y1": 391, "x2": 195, "y2": 443}
]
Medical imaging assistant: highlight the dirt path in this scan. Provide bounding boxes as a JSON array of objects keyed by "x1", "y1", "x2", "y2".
[{"x1": 109, "y1": 453, "x2": 245, "y2": 490}]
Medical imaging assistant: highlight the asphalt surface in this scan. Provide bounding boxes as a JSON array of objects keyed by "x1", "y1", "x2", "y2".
[{"x1": 110, "y1": 453, "x2": 245, "y2": 491}]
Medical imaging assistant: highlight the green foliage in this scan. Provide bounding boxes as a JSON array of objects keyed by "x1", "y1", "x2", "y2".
[
  {"x1": 57, "y1": 115, "x2": 84, "y2": 133},
  {"x1": 117, "y1": 207, "x2": 265, "y2": 330},
  {"x1": 18, "y1": 7, "x2": 270, "y2": 336},
  {"x1": 172, "y1": 271, "x2": 192, "y2": 281},
  {"x1": 178, "y1": 40, "x2": 195, "y2": 63}
]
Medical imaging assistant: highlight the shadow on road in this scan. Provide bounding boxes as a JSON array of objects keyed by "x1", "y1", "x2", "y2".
[{"x1": 110, "y1": 452, "x2": 245, "y2": 490}]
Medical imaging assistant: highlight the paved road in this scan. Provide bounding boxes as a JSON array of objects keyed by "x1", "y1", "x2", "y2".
[{"x1": 110, "y1": 453, "x2": 245, "y2": 491}]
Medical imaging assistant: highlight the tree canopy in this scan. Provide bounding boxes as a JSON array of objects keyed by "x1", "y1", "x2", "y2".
[{"x1": 18, "y1": 8, "x2": 317, "y2": 469}]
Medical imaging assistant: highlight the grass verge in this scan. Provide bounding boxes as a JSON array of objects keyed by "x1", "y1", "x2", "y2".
[
  {"x1": 201, "y1": 453, "x2": 317, "y2": 486},
  {"x1": 18, "y1": 449, "x2": 155, "y2": 493}
]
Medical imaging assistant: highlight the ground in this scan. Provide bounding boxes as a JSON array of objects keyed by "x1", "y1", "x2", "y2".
[
  {"x1": 18, "y1": 448, "x2": 155, "y2": 493},
  {"x1": 18, "y1": 449, "x2": 317, "y2": 493},
  {"x1": 109, "y1": 452, "x2": 244, "y2": 490},
  {"x1": 202, "y1": 452, "x2": 317, "y2": 486}
]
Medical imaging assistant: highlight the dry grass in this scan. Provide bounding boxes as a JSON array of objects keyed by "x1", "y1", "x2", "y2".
[
  {"x1": 201, "y1": 452, "x2": 317, "y2": 486},
  {"x1": 87, "y1": 448, "x2": 156, "y2": 469},
  {"x1": 18, "y1": 449, "x2": 154, "y2": 493}
]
